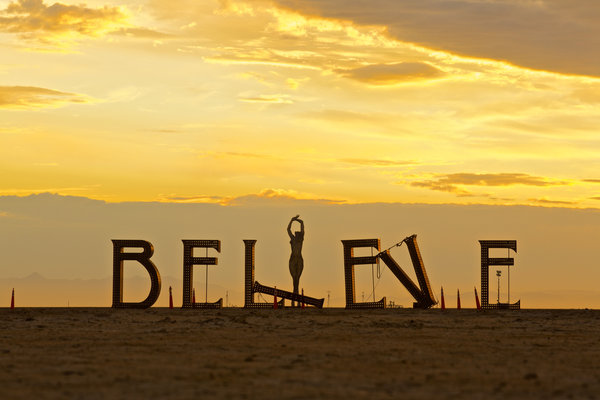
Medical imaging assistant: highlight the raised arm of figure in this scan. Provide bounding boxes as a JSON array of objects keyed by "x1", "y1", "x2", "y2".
[{"x1": 287, "y1": 218, "x2": 295, "y2": 240}]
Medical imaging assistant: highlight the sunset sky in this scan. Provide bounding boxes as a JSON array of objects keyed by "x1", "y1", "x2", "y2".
[
  {"x1": 1, "y1": 1, "x2": 600, "y2": 308},
  {"x1": 1, "y1": 0, "x2": 599, "y2": 206}
]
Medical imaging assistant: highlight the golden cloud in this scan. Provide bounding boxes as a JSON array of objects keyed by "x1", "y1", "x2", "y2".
[
  {"x1": 529, "y1": 198, "x2": 576, "y2": 206},
  {"x1": 339, "y1": 158, "x2": 416, "y2": 167},
  {"x1": 338, "y1": 62, "x2": 444, "y2": 85},
  {"x1": 0, "y1": 0, "x2": 125, "y2": 33},
  {"x1": 110, "y1": 27, "x2": 171, "y2": 39},
  {"x1": 411, "y1": 173, "x2": 569, "y2": 194},
  {"x1": 0, "y1": 86, "x2": 89, "y2": 109},
  {"x1": 238, "y1": 94, "x2": 293, "y2": 104},
  {"x1": 216, "y1": 151, "x2": 276, "y2": 160},
  {"x1": 0, "y1": 0, "x2": 127, "y2": 46},
  {"x1": 161, "y1": 188, "x2": 345, "y2": 206}
]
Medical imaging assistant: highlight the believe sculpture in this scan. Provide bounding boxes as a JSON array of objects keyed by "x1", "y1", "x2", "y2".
[{"x1": 111, "y1": 233, "x2": 443, "y2": 310}]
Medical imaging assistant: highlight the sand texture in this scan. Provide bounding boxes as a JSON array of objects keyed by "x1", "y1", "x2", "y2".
[{"x1": 1, "y1": 308, "x2": 599, "y2": 399}]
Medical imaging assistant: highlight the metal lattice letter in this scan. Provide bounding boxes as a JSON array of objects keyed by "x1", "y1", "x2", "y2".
[
  {"x1": 479, "y1": 240, "x2": 520, "y2": 310},
  {"x1": 112, "y1": 239, "x2": 161, "y2": 309},
  {"x1": 182, "y1": 240, "x2": 222, "y2": 309}
]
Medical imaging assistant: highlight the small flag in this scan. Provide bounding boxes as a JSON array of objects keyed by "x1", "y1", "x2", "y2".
[
  {"x1": 457, "y1": 289, "x2": 461, "y2": 310},
  {"x1": 440, "y1": 286, "x2": 445, "y2": 310},
  {"x1": 10, "y1": 288, "x2": 14, "y2": 310},
  {"x1": 169, "y1": 286, "x2": 173, "y2": 309},
  {"x1": 474, "y1": 286, "x2": 481, "y2": 310}
]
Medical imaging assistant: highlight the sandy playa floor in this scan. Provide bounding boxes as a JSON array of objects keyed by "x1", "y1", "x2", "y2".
[{"x1": 1, "y1": 308, "x2": 599, "y2": 399}]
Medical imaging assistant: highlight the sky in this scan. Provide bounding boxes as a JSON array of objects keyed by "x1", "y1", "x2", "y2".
[
  {"x1": 1, "y1": 0, "x2": 599, "y2": 205},
  {"x1": 1, "y1": 0, "x2": 599, "y2": 307}
]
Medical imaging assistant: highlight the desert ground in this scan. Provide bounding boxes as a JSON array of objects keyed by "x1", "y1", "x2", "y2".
[{"x1": 1, "y1": 307, "x2": 599, "y2": 399}]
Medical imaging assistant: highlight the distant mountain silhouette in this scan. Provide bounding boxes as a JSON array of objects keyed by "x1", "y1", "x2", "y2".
[{"x1": 0, "y1": 273, "x2": 239, "y2": 307}]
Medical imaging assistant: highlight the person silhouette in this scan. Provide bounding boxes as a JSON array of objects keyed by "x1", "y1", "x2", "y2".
[{"x1": 287, "y1": 215, "x2": 304, "y2": 307}]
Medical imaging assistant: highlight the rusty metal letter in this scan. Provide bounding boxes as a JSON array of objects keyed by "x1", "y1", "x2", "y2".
[
  {"x1": 182, "y1": 240, "x2": 221, "y2": 308},
  {"x1": 112, "y1": 239, "x2": 161, "y2": 309}
]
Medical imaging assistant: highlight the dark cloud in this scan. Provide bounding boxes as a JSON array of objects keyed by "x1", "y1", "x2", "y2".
[
  {"x1": 160, "y1": 195, "x2": 224, "y2": 202},
  {"x1": 338, "y1": 62, "x2": 443, "y2": 84},
  {"x1": 0, "y1": 0, "x2": 125, "y2": 38},
  {"x1": 274, "y1": 0, "x2": 600, "y2": 77},
  {"x1": 583, "y1": 179, "x2": 600, "y2": 183},
  {"x1": 411, "y1": 172, "x2": 568, "y2": 194},
  {"x1": 0, "y1": 86, "x2": 88, "y2": 109},
  {"x1": 224, "y1": 189, "x2": 345, "y2": 206},
  {"x1": 529, "y1": 198, "x2": 577, "y2": 206},
  {"x1": 110, "y1": 27, "x2": 171, "y2": 39},
  {"x1": 161, "y1": 189, "x2": 345, "y2": 206}
]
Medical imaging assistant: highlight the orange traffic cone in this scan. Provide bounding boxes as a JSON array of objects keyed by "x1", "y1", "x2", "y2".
[
  {"x1": 457, "y1": 289, "x2": 461, "y2": 310},
  {"x1": 192, "y1": 289, "x2": 196, "y2": 306},
  {"x1": 273, "y1": 286, "x2": 278, "y2": 309},
  {"x1": 169, "y1": 286, "x2": 173, "y2": 309},
  {"x1": 301, "y1": 288, "x2": 305, "y2": 309},
  {"x1": 440, "y1": 286, "x2": 445, "y2": 310},
  {"x1": 474, "y1": 286, "x2": 481, "y2": 310},
  {"x1": 10, "y1": 288, "x2": 14, "y2": 310}
]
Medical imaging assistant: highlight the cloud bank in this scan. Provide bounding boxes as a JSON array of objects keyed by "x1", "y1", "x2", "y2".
[
  {"x1": 0, "y1": 0, "x2": 126, "y2": 41},
  {"x1": 274, "y1": 0, "x2": 600, "y2": 77},
  {"x1": 0, "y1": 86, "x2": 89, "y2": 109}
]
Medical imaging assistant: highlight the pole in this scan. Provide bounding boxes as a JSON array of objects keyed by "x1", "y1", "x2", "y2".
[
  {"x1": 496, "y1": 270, "x2": 501, "y2": 304},
  {"x1": 371, "y1": 248, "x2": 376, "y2": 301},
  {"x1": 205, "y1": 247, "x2": 208, "y2": 303},
  {"x1": 507, "y1": 248, "x2": 510, "y2": 304}
]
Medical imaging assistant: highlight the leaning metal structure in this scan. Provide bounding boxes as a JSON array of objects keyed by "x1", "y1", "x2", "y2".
[
  {"x1": 342, "y1": 235, "x2": 436, "y2": 309},
  {"x1": 253, "y1": 281, "x2": 324, "y2": 308},
  {"x1": 243, "y1": 240, "x2": 284, "y2": 308},
  {"x1": 479, "y1": 240, "x2": 520, "y2": 310}
]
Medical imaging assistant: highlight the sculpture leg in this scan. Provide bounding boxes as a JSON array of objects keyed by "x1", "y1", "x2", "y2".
[
  {"x1": 289, "y1": 257, "x2": 303, "y2": 307},
  {"x1": 293, "y1": 279, "x2": 300, "y2": 307}
]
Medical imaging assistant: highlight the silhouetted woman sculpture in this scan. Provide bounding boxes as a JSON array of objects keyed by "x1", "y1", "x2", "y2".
[{"x1": 287, "y1": 215, "x2": 304, "y2": 307}]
